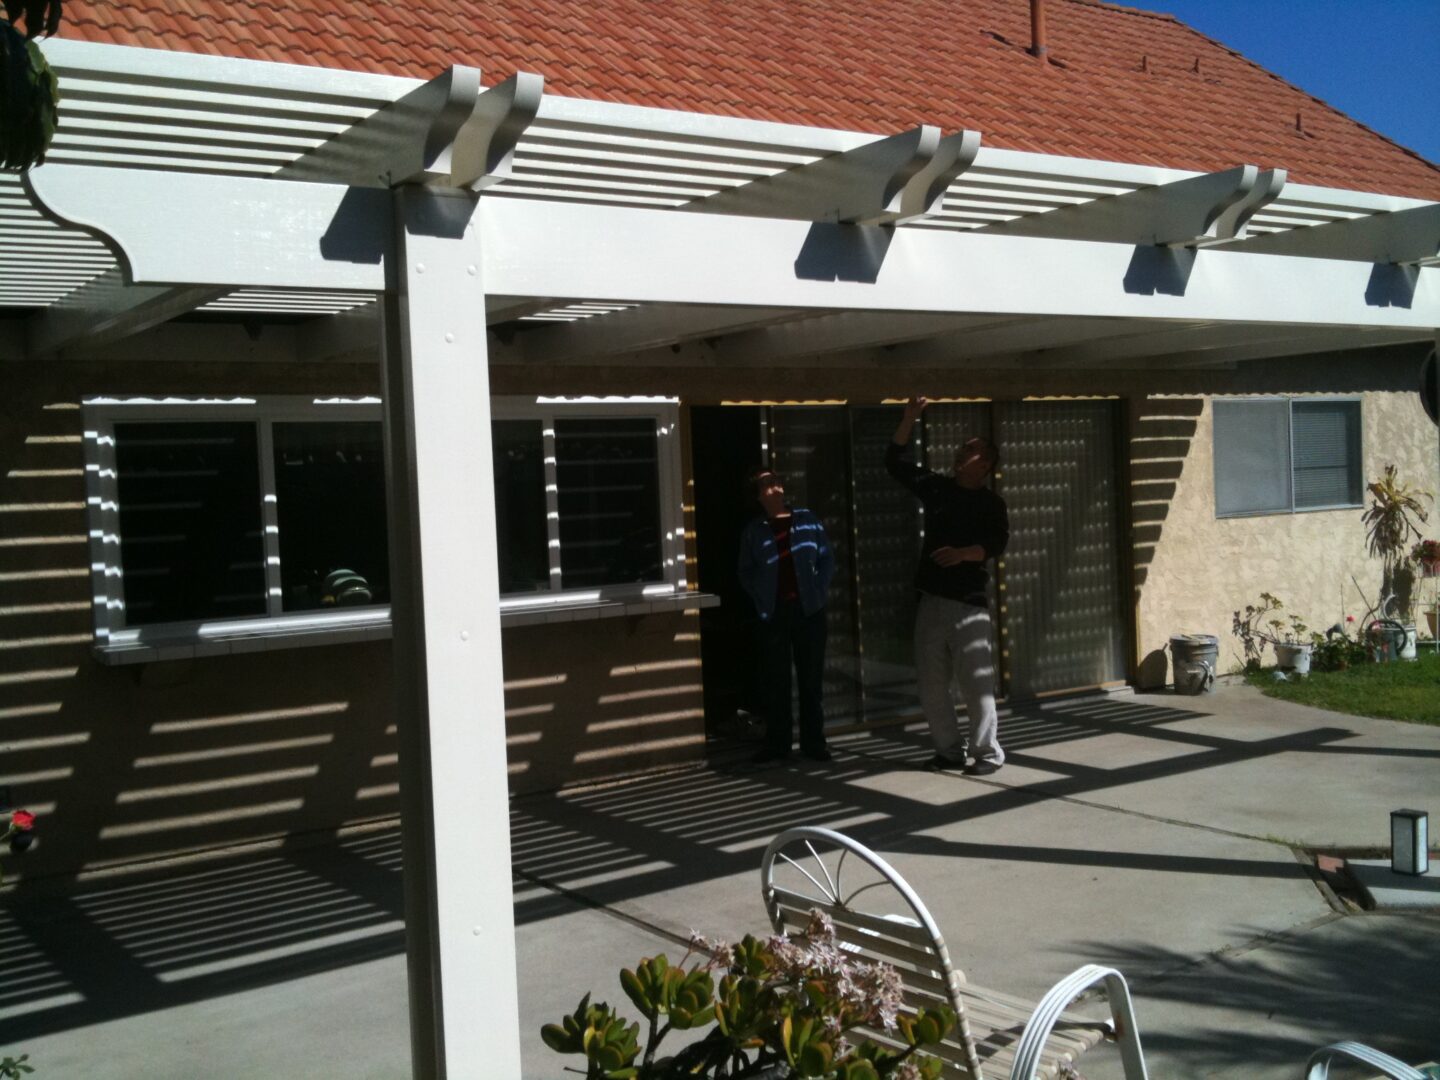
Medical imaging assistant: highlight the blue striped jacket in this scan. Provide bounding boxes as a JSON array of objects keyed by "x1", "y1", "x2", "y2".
[{"x1": 736, "y1": 507, "x2": 834, "y2": 621}]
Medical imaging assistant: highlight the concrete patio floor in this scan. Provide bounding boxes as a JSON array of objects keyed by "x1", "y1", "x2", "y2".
[{"x1": 3, "y1": 682, "x2": 1438, "y2": 1078}]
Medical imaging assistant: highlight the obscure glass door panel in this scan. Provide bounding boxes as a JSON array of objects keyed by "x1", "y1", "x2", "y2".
[
  {"x1": 768, "y1": 406, "x2": 859, "y2": 725},
  {"x1": 993, "y1": 401, "x2": 1127, "y2": 697},
  {"x1": 689, "y1": 406, "x2": 767, "y2": 732},
  {"x1": 848, "y1": 406, "x2": 922, "y2": 720}
]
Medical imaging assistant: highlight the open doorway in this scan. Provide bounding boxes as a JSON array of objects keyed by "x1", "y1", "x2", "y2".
[{"x1": 689, "y1": 400, "x2": 1131, "y2": 749}]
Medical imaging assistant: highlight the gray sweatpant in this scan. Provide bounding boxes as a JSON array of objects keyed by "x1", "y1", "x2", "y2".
[{"x1": 914, "y1": 592, "x2": 1004, "y2": 766}]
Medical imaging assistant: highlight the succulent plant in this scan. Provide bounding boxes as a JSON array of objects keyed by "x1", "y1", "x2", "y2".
[{"x1": 542, "y1": 917, "x2": 955, "y2": 1078}]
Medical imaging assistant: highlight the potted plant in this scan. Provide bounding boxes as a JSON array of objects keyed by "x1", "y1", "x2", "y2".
[
  {"x1": 1361, "y1": 465, "x2": 1431, "y2": 660},
  {"x1": 1415, "y1": 539, "x2": 1440, "y2": 578},
  {"x1": 1232, "y1": 593, "x2": 1315, "y2": 674},
  {"x1": 1269, "y1": 612, "x2": 1314, "y2": 675},
  {"x1": 1415, "y1": 539, "x2": 1440, "y2": 640},
  {"x1": 1, "y1": 0, "x2": 62, "y2": 171}
]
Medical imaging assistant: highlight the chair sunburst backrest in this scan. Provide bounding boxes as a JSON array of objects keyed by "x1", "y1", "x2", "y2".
[
  {"x1": 761, "y1": 826, "x2": 985, "y2": 1078},
  {"x1": 760, "y1": 826, "x2": 1150, "y2": 1080}
]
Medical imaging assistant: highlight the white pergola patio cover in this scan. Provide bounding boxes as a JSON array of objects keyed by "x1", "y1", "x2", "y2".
[{"x1": 11, "y1": 39, "x2": 1439, "y2": 1079}]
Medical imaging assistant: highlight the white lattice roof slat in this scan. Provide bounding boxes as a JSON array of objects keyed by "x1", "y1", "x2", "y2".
[
  {"x1": 481, "y1": 183, "x2": 690, "y2": 209},
  {"x1": 0, "y1": 35, "x2": 1432, "y2": 338}
]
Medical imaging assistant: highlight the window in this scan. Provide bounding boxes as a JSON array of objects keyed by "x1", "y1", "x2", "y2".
[
  {"x1": 84, "y1": 395, "x2": 691, "y2": 656},
  {"x1": 1213, "y1": 397, "x2": 1362, "y2": 517},
  {"x1": 85, "y1": 397, "x2": 389, "y2": 652},
  {"x1": 490, "y1": 397, "x2": 687, "y2": 609}
]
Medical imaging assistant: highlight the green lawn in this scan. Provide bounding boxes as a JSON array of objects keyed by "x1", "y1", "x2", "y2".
[{"x1": 1245, "y1": 649, "x2": 1440, "y2": 725}]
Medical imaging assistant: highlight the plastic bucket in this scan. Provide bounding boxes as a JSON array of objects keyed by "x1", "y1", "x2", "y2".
[{"x1": 1170, "y1": 634, "x2": 1218, "y2": 694}]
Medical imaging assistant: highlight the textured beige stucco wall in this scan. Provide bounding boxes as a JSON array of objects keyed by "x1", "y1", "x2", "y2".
[
  {"x1": 0, "y1": 360, "x2": 706, "y2": 883},
  {"x1": 502, "y1": 613, "x2": 706, "y2": 794},
  {"x1": 1132, "y1": 390, "x2": 1439, "y2": 683}
]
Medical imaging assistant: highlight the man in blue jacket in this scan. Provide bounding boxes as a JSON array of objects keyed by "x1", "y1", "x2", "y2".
[
  {"x1": 736, "y1": 469, "x2": 835, "y2": 763},
  {"x1": 887, "y1": 397, "x2": 1010, "y2": 776}
]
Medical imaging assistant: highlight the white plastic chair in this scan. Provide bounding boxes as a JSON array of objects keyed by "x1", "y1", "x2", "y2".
[{"x1": 761, "y1": 826, "x2": 1148, "y2": 1080}]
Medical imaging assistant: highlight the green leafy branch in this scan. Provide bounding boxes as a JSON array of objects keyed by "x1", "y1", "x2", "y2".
[{"x1": 1, "y1": 0, "x2": 62, "y2": 170}]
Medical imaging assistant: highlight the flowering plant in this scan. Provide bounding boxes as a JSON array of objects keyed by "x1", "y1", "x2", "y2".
[
  {"x1": 1413, "y1": 539, "x2": 1440, "y2": 565},
  {"x1": 542, "y1": 910, "x2": 955, "y2": 1078},
  {"x1": 1231, "y1": 593, "x2": 1319, "y2": 670},
  {"x1": 1, "y1": 809, "x2": 36, "y2": 884}
]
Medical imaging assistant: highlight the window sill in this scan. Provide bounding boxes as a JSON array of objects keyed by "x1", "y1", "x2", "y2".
[
  {"x1": 93, "y1": 612, "x2": 394, "y2": 666},
  {"x1": 498, "y1": 591, "x2": 720, "y2": 628},
  {"x1": 91, "y1": 593, "x2": 721, "y2": 663}
]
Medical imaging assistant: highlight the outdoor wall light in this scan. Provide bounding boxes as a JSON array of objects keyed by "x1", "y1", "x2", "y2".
[{"x1": 1390, "y1": 809, "x2": 1429, "y2": 876}]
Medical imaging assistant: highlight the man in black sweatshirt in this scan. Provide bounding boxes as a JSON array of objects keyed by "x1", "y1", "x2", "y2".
[{"x1": 886, "y1": 396, "x2": 1009, "y2": 775}]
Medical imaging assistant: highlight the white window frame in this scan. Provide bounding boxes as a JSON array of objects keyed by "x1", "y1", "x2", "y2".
[
  {"x1": 1213, "y1": 395, "x2": 1365, "y2": 519},
  {"x1": 489, "y1": 396, "x2": 688, "y2": 614},
  {"x1": 83, "y1": 395, "x2": 390, "y2": 659}
]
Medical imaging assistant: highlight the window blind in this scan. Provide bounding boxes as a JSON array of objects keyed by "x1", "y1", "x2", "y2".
[
  {"x1": 1292, "y1": 401, "x2": 1361, "y2": 509},
  {"x1": 1213, "y1": 400, "x2": 1291, "y2": 516}
]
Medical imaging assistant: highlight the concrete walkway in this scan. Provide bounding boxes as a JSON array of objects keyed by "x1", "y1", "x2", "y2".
[{"x1": 3, "y1": 683, "x2": 1438, "y2": 1078}]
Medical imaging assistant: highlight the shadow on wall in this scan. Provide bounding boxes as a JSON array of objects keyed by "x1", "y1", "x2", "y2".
[
  {"x1": 0, "y1": 389, "x2": 400, "y2": 887},
  {"x1": 1127, "y1": 397, "x2": 1203, "y2": 689},
  {"x1": 502, "y1": 612, "x2": 707, "y2": 795}
]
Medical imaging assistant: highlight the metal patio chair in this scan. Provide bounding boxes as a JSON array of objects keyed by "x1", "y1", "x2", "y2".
[
  {"x1": 760, "y1": 826, "x2": 1149, "y2": 1080},
  {"x1": 1306, "y1": 1041, "x2": 1433, "y2": 1080}
]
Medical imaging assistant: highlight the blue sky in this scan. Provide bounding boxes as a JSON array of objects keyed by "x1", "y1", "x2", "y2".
[{"x1": 1152, "y1": 0, "x2": 1439, "y2": 163}]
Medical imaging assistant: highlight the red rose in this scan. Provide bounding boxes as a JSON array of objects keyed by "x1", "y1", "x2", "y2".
[{"x1": 9, "y1": 810, "x2": 34, "y2": 831}]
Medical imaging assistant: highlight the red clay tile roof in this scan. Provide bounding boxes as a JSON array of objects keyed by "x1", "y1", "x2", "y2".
[{"x1": 58, "y1": 0, "x2": 1440, "y2": 199}]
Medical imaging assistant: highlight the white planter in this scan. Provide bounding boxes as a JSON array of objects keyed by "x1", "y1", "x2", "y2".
[{"x1": 1274, "y1": 642, "x2": 1312, "y2": 674}]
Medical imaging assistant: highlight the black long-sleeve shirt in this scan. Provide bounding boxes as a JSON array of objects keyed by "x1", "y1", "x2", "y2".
[{"x1": 885, "y1": 440, "x2": 1009, "y2": 604}]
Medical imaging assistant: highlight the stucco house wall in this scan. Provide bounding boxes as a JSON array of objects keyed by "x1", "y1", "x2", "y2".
[
  {"x1": 3, "y1": 338, "x2": 1433, "y2": 881},
  {"x1": 0, "y1": 357, "x2": 705, "y2": 883},
  {"x1": 1124, "y1": 344, "x2": 1439, "y2": 685},
  {"x1": 1132, "y1": 385, "x2": 1438, "y2": 683}
]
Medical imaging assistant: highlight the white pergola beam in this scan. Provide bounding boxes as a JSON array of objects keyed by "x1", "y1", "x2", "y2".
[
  {"x1": 872, "y1": 315, "x2": 1143, "y2": 367},
  {"x1": 478, "y1": 197, "x2": 1440, "y2": 329},
  {"x1": 485, "y1": 295, "x2": 562, "y2": 323},
  {"x1": 688, "y1": 126, "x2": 981, "y2": 225},
  {"x1": 27, "y1": 267, "x2": 224, "y2": 356},
  {"x1": 16, "y1": 66, "x2": 542, "y2": 360},
  {"x1": 978, "y1": 165, "x2": 1286, "y2": 247},
  {"x1": 280, "y1": 68, "x2": 544, "y2": 190},
  {"x1": 508, "y1": 303, "x2": 801, "y2": 364},
  {"x1": 1022, "y1": 320, "x2": 1362, "y2": 368},
  {"x1": 711, "y1": 311, "x2": 997, "y2": 364},
  {"x1": 1223, "y1": 203, "x2": 1440, "y2": 265},
  {"x1": 295, "y1": 302, "x2": 381, "y2": 362},
  {"x1": 24, "y1": 165, "x2": 391, "y2": 290},
  {"x1": 24, "y1": 165, "x2": 1439, "y2": 334},
  {"x1": 1136, "y1": 326, "x2": 1425, "y2": 369}
]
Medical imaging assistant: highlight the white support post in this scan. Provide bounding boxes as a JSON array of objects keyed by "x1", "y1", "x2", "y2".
[{"x1": 381, "y1": 184, "x2": 520, "y2": 1079}]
